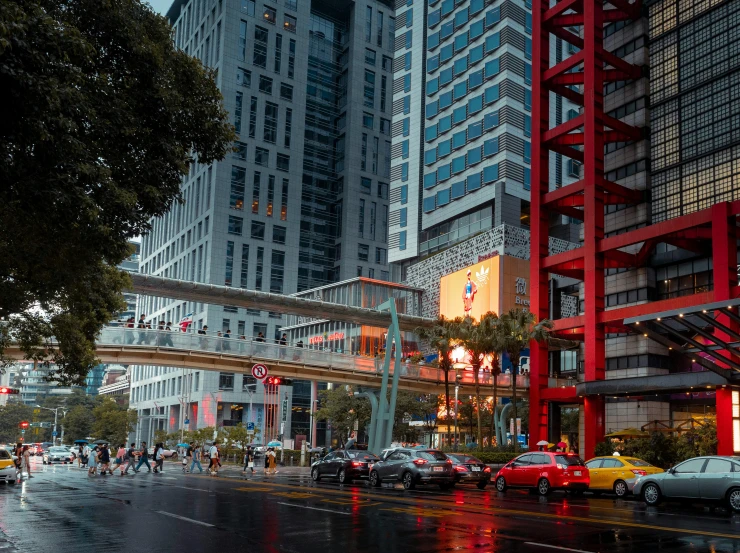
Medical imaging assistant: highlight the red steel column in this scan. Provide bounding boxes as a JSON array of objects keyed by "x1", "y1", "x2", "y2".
[
  {"x1": 529, "y1": 0, "x2": 551, "y2": 450},
  {"x1": 582, "y1": 0, "x2": 606, "y2": 459},
  {"x1": 711, "y1": 203, "x2": 738, "y2": 455}
]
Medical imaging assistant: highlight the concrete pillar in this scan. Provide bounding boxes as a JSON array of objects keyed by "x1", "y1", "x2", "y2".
[
  {"x1": 716, "y1": 387, "x2": 736, "y2": 455},
  {"x1": 494, "y1": 181, "x2": 522, "y2": 227},
  {"x1": 310, "y1": 381, "x2": 318, "y2": 447}
]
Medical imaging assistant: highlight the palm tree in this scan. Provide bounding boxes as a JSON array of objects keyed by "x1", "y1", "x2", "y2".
[
  {"x1": 487, "y1": 350, "x2": 502, "y2": 446},
  {"x1": 415, "y1": 316, "x2": 462, "y2": 446},
  {"x1": 456, "y1": 312, "x2": 498, "y2": 447},
  {"x1": 498, "y1": 308, "x2": 553, "y2": 451}
]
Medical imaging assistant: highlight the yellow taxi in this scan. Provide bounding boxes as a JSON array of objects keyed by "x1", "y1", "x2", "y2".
[
  {"x1": 585, "y1": 455, "x2": 663, "y2": 497},
  {"x1": 0, "y1": 448, "x2": 17, "y2": 484}
]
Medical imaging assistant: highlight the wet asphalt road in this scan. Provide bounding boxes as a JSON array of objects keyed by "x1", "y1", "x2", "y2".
[{"x1": 2, "y1": 458, "x2": 740, "y2": 552}]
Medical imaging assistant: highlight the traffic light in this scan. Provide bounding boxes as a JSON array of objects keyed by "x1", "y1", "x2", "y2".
[
  {"x1": 0, "y1": 387, "x2": 19, "y2": 394},
  {"x1": 18, "y1": 421, "x2": 29, "y2": 429},
  {"x1": 265, "y1": 376, "x2": 293, "y2": 386}
]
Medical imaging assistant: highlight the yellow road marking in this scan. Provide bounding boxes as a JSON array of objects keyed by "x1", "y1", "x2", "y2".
[
  {"x1": 199, "y1": 477, "x2": 740, "y2": 540},
  {"x1": 272, "y1": 491, "x2": 316, "y2": 499},
  {"x1": 381, "y1": 506, "x2": 461, "y2": 518},
  {"x1": 320, "y1": 498, "x2": 381, "y2": 507}
]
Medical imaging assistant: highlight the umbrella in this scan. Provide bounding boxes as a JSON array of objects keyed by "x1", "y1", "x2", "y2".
[
  {"x1": 93, "y1": 439, "x2": 108, "y2": 445},
  {"x1": 267, "y1": 441, "x2": 282, "y2": 447},
  {"x1": 536, "y1": 440, "x2": 549, "y2": 446},
  {"x1": 176, "y1": 443, "x2": 189, "y2": 448},
  {"x1": 605, "y1": 427, "x2": 649, "y2": 439},
  {"x1": 73, "y1": 439, "x2": 89, "y2": 444},
  {"x1": 557, "y1": 441, "x2": 567, "y2": 449}
]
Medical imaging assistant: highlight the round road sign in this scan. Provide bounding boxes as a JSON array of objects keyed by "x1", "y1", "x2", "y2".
[{"x1": 251, "y1": 363, "x2": 268, "y2": 380}]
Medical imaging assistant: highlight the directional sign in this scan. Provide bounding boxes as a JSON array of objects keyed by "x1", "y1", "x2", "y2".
[
  {"x1": 247, "y1": 422, "x2": 255, "y2": 431},
  {"x1": 251, "y1": 363, "x2": 268, "y2": 380},
  {"x1": 184, "y1": 419, "x2": 190, "y2": 425},
  {"x1": 52, "y1": 431, "x2": 57, "y2": 437}
]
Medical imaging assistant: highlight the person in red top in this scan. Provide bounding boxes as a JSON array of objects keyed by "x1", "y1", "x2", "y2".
[{"x1": 462, "y1": 270, "x2": 477, "y2": 316}]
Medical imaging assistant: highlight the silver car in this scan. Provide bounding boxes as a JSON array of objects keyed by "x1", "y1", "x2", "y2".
[
  {"x1": 43, "y1": 446, "x2": 75, "y2": 464},
  {"x1": 633, "y1": 456, "x2": 740, "y2": 512}
]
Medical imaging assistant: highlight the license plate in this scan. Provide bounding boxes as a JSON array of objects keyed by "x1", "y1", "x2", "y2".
[
  {"x1": 432, "y1": 466, "x2": 444, "y2": 472},
  {"x1": 471, "y1": 466, "x2": 481, "y2": 472},
  {"x1": 574, "y1": 471, "x2": 582, "y2": 476}
]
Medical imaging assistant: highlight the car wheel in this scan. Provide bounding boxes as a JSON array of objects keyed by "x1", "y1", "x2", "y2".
[
  {"x1": 477, "y1": 480, "x2": 488, "y2": 490},
  {"x1": 311, "y1": 467, "x2": 321, "y2": 482},
  {"x1": 495, "y1": 476, "x2": 507, "y2": 492},
  {"x1": 339, "y1": 469, "x2": 351, "y2": 484},
  {"x1": 642, "y1": 483, "x2": 661, "y2": 506},
  {"x1": 614, "y1": 480, "x2": 628, "y2": 498},
  {"x1": 726, "y1": 488, "x2": 740, "y2": 513},
  {"x1": 402, "y1": 472, "x2": 416, "y2": 490},
  {"x1": 537, "y1": 478, "x2": 551, "y2": 496},
  {"x1": 369, "y1": 470, "x2": 381, "y2": 487}
]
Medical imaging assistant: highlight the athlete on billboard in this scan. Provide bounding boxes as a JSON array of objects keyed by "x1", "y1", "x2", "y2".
[{"x1": 462, "y1": 269, "x2": 477, "y2": 316}]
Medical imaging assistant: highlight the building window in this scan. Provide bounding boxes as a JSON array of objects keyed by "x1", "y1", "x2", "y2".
[
  {"x1": 252, "y1": 171, "x2": 261, "y2": 213},
  {"x1": 358, "y1": 244, "x2": 369, "y2": 261},
  {"x1": 364, "y1": 70, "x2": 375, "y2": 108},
  {"x1": 255, "y1": 147, "x2": 269, "y2": 166},
  {"x1": 234, "y1": 91, "x2": 243, "y2": 133},
  {"x1": 284, "y1": 108, "x2": 292, "y2": 148},
  {"x1": 357, "y1": 266, "x2": 363, "y2": 277},
  {"x1": 370, "y1": 201, "x2": 376, "y2": 239},
  {"x1": 277, "y1": 153, "x2": 290, "y2": 172},
  {"x1": 227, "y1": 215, "x2": 243, "y2": 235},
  {"x1": 284, "y1": 14, "x2": 297, "y2": 33},
  {"x1": 249, "y1": 96, "x2": 257, "y2": 138},
  {"x1": 225, "y1": 241, "x2": 234, "y2": 286},
  {"x1": 237, "y1": 67, "x2": 251, "y2": 88},
  {"x1": 363, "y1": 112, "x2": 374, "y2": 129},
  {"x1": 240, "y1": 244, "x2": 249, "y2": 288},
  {"x1": 273, "y1": 225, "x2": 286, "y2": 244},
  {"x1": 365, "y1": 6, "x2": 372, "y2": 42},
  {"x1": 251, "y1": 221, "x2": 265, "y2": 240},
  {"x1": 399, "y1": 230, "x2": 407, "y2": 250},
  {"x1": 380, "y1": 76, "x2": 387, "y2": 112},
  {"x1": 259, "y1": 75, "x2": 273, "y2": 95},
  {"x1": 253, "y1": 26, "x2": 268, "y2": 68},
  {"x1": 219, "y1": 373, "x2": 234, "y2": 390},
  {"x1": 230, "y1": 166, "x2": 246, "y2": 210},
  {"x1": 377, "y1": 10, "x2": 383, "y2": 47},
  {"x1": 270, "y1": 250, "x2": 285, "y2": 293},
  {"x1": 280, "y1": 178, "x2": 288, "y2": 220},
  {"x1": 365, "y1": 48, "x2": 376, "y2": 66},
  {"x1": 359, "y1": 198, "x2": 365, "y2": 237},
  {"x1": 361, "y1": 133, "x2": 367, "y2": 171},
  {"x1": 241, "y1": 0, "x2": 255, "y2": 16},
  {"x1": 255, "y1": 247, "x2": 264, "y2": 290},
  {"x1": 377, "y1": 182, "x2": 388, "y2": 199},
  {"x1": 288, "y1": 39, "x2": 296, "y2": 79},
  {"x1": 262, "y1": 6, "x2": 276, "y2": 24},
  {"x1": 280, "y1": 83, "x2": 293, "y2": 101},
  {"x1": 234, "y1": 141, "x2": 247, "y2": 161},
  {"x1": 274, "y1": 33, "x2": 282, "y2": 73},
  {"x1": 263, "y1": 101, "x2": 277, "y2": 143},
  {"x1": 380, "y1": 118, "x2": 390, "y2": 135},
  {"x1": 382, "y1": 55, "x2": 392, "y2": 71},
  {"x1": 361, "y1": 177, "x2": 371, "y2": 194},
  {"x1": 238, "y1": 20, "x2": 248, "y2": 60},
  {"x1": 372, "y1": 136, "x2": 379, "y2": 175},
  {"x1": 266, "y1": 174, "x2": 275, "y2": 216}
]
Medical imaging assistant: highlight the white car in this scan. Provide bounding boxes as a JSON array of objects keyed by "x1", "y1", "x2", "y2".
[{"x1": 43, "y1": 446, "x2": 75, "y2": 464}]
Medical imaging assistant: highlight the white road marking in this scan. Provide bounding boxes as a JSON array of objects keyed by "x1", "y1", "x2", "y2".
[
  {"x1": 155, "y1": 511, "x2": 215, "y2": 527},
  {"x1": 276, "y1": 502, "x2": 351, "y2": 516},
  {"x1": 524, "y1": 543, "x2": 593, "y2": 553}
]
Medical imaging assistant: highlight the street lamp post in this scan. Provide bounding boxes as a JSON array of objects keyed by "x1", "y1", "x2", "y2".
[{"x1": 35, "y1": 405, "x2": 67, "y2": 445}]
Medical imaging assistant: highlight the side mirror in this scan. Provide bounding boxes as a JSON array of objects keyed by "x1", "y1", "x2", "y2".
[{"x1": 667, "y1": 467, "x2": 674, "y2": 474}]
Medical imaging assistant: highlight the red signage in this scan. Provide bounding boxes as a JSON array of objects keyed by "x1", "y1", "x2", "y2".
[
  {"x1": 308, "y1": 332, "x2": 345, "y2": 345},
  {"x1": 251, "y1": 364, "x2": 268, "y2": 380}
]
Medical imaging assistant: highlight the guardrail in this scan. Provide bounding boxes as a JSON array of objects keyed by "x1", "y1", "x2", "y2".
[{"x1": 97, "y1": 327, "x2": 530, "y2": 389}]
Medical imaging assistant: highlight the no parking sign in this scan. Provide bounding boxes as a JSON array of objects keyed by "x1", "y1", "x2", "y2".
[{"x1": 251, "y1": 363, "x2": 268, "y2": 380}]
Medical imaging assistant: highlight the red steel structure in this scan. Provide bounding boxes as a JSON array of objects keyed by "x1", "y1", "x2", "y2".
[{"x1": 529, "y1": 0, "x2": 740, "y2": 458}]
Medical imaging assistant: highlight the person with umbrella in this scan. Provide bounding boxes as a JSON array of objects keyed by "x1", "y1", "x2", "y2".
[{"x1": 178, "y1": 443, "x2": 191, "y2": 472}]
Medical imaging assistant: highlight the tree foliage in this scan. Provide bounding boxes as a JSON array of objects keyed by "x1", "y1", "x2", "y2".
[
  {"x1": 62, "y1": 405, "x2": 96, "y2": 442},
  {"x1": 0, "y1": 0, "x2": 235, "y2": 383},
  {"x1": 91, "y1": 398, "x2": 137, "y2": 445},
  {"x1": 0, "y1": 402, "x2": 35, "y2": 443}
]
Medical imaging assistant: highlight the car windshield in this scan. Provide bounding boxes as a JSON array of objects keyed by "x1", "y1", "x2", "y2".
[
  {"x1": 348, "y1": 452, "x2": 379, "y2": 461},
  {"x1": 0, "y1": 450, "x2": 10, "y2": 460},
  {"x1": 629, "y1": 459, "x2": 653, "y2": 467},
  {"x1": 50, "y1": 447, "x2": 68, "y2": 453},
  {"x1": 417, "y1": 451, "x2": 447, "y2": 461},
  {"x1": 555, "y1": 454, "x2": 585, "y2": 466}
]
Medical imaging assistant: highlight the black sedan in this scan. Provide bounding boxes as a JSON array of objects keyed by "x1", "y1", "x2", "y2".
[
  {"x1": 369, "y1": 448, "x2": 456, "y2": 490},
  {"x1": 311, "y1": 450, "x2": 379, "y2": 484},
  {"x1": 447, "y1": 453, "x2": 491, "y2": 489}
]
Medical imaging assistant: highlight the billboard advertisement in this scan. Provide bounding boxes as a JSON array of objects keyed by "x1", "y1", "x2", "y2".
[{"x1": 439, "y1": 255, "x2": 530, "y2": 320}]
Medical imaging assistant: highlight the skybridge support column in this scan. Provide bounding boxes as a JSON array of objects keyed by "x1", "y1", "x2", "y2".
[{"x1": 712, "y1": 203, "x2": 738, "y2": 455}]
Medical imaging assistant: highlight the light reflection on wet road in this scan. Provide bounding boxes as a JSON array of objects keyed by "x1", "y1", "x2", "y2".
[{"x1": 1, "y1": 459, "x2": 739, "y2": 552}]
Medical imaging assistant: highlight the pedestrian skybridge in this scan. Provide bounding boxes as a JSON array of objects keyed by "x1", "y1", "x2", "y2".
[{"x1": 6, "y1": 326, "x2": 531, "y2": 395}]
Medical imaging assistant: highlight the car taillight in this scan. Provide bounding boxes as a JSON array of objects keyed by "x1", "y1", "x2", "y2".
[
  {"x1": 483, "y1": 466, "x2": 491, "y2": 473},
  {"x1": 351, "y1": 461, "x2": 363, "y2": 467},
  {"x1": 631, "y1": 469, "x2": 647, "y2": 476},
  {"x1": 413, "y1": 459, "x2": 428, "y2": 466},
  {"x1": 556, "y1": 463, "x2": 564, "y2": 469},
  {"x1": 454, "y1": 465, "x2": 468, "y2": 472}
]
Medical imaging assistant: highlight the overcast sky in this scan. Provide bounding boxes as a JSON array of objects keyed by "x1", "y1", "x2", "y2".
[{"x1": 147, "y1": 0, "x2": 171, "y2": 15}]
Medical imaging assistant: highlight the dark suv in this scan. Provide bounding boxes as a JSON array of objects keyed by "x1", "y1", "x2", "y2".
[{"x1": 369, "y1": 448, "x2": 455, "y2": 490}]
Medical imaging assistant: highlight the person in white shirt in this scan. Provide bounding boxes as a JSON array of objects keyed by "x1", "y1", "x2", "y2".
[{"x1": 208, "y1": 441, "x2": 220, "y2": 475}]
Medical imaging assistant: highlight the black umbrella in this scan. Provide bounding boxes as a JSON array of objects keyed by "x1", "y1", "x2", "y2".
[
  {"x1": 93, "y1": 440, "x2": 107, "y2": 445},
  {"x1": 73, "y1": 439, "x2": 89, "y2": 444}
]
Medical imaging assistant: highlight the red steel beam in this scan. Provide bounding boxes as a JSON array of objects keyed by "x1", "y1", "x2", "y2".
[{"x1": 541, "y1": 387, "x2": 579, "y2": 401}]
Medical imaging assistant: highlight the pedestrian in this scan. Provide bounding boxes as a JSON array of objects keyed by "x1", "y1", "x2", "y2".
[
  {"x1": 77, "y1": 444, "x2": 84, "y2": 468},
  {"x1": 198, "y1": 325, "x2": 209, "y2": 349},
  {"x1": 255, "y1": 332, "x2": 266, "y2": 354},
  {"x1": 82, "y1": 442, "x2": 91, "y2": 468},
  {"x1": 215, "y1": 331, "x2": 223, "y2": 352},
  {"x1": 137, "y1": 314, "x2": 148, "y2": 344},
  {"x1": 242, "y1": 446, "x2": 255, "y2": 475},
  {"x1": 153, "y1": 443, "x2": 164, "y2": 473},
  {"x1": 183, "y1": 442, "x2": 193, "y2": 473},
  {"x1": 20, "y1": 445, "x2": 32, "y2": 479},
  {"x1": 208, "y1": 441, "x2": 220, "y2": 475},
  {"x1": 135, "y1": 441, "x2": 152, "y2": 472},
  {"x1": 87, "y1": 446, "x2": 98, "y2": 475},
  {"x1": 190, "y1": 443, "x2": 203, "y2": 473},
  {"x1": 99, "y1": 443, "x2": 111, "y2": 475},
  {"x1": 267, "y1": 448, "x2": 277, "y2": 475},
  {"x1": 157, "y1": 321, "x2": 166, "y2": 345},
  {"x1": 223, "y1": 329, "x2": 231, "y2": 351},
  {"x1": 112, "y1": 444, "x2": 127, "y2": 475},
  {"x1": 123, "y1": 442, "x2": 138, "y2": 474},
  {"x1": 164, "y1": 322, "x2": 175, "y2": 347},
  {"x1": 279, "y1": 332, "x2": 287, "y2": 358}
]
